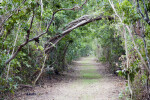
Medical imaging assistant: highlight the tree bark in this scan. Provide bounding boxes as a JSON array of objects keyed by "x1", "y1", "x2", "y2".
[
  {"x1": 44, "y1": 15, "x2": 114, "y2": 53},
  {"x1": 5, "y1": 0, "x2": 89, "y2": 64}
]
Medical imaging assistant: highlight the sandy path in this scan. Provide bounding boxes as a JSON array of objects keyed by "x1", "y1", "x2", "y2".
[{"x1": 17, "y1": 56, "x2": 125, "y2": 100}]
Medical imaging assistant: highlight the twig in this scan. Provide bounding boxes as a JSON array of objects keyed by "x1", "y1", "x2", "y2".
[
  {"x1": 123, "y1": 26, "x2": 133, "y2": 99},
  {"x1": 6, "y1": 25, "x2": 20, "y2": 80},
  {"x1": 140, "y1": 20, "x2": 150, "y2": 100},
  {"x1": 137, "y1": 0, "x2": 150, "y2": 25},
  {"x1": 137, "y1": 0, "x2": 145, "y2": 19},
  {"x1": 109, "y1": 0, "x2": 150, "y2": 74},
  {"x1": 5, "y1": 0, "x2": 88, "y2": 64},
  {"x1": 5, "y1": 0, "x2": 110, "y2": 64},
  {"x1": 40, "y1": 0, "x2": 43, "y2": 17},
  {"x1": 108, "y1": 0, "x2": 150, "y2": 99},
  {"x1": 142, "y1": 0, "x2": 150, "y2": 22},
  {"x1": 29, "y1": 0, "x2": 88, "y2": 42},
  {"x1": 133, "y1": 20, "x2": 150, "y2": 69},
  {"x1": 143, "y1": 35, "x2": 150, "y2": 68}
]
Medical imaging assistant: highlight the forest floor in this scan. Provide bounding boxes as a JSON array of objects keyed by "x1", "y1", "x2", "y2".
[{"x1": 15, "y1": 56, "x2": 125, "y2": 100}]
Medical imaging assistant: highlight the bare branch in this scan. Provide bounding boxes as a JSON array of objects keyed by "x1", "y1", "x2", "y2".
[
  {"x1": 109, "y1": 0, "x2": 150, "y2": 74},
  {"x1": 0, "y1": 14, "x2": 13, "y2": 28},
  {"x1": 29, "y1": 0, "x2": 88, "y2": 42},
  {"x1": 33, "y1": 54, "x2": 47, "y2": 85},
  {"x1": 137, "y1": 0, "x2": 150, "y2": 25},
  {"x1": 6, "y1": 25, "x2": 20, "y2": 80},
  {"x1": 44, "y1": 15, "x2": 114, "y2": 53},
  {"x1": 56, "y1": 0, "x2": 88, "y2": 11},
  {"x1": 29, "y1": 12, "x2": 55, "y2": 42},
  {"x1": 142, "y1": 0, "x2": 150, "y2": 22},
  {"x1": 140, "y1": 21, "x2": 150, "y2": 69},
  {"x1": 5, "y1": 0, "x2": 88, "y2": 64},
  {"x1": 40, "y1": 0, "x2": 43, "y2": 17},
  {"x1": 137, "y1": 0, "x2": 145, "y2": 19}
]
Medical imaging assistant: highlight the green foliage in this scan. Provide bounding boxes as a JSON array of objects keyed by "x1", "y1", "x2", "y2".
[
  {"x1": 98, "y1": 56, "x2": 107, "y2": 62},
  {"x1": 93, "y1": 20, "x2": 125, "y2": 74},
  {"x1": 0, "y1": 0, "x2": 150, "y2": 99},
  {"x1": 116, "y1": 0, "x2": 140, "y2": 24},
  {"x1": 0, "y1": 77, "x2": 18, "y2": 94}
]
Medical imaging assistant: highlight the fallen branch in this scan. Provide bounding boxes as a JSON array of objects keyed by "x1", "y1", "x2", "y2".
[{"x1": 18, "y1": 84, "x2": 33, "y2": 89}]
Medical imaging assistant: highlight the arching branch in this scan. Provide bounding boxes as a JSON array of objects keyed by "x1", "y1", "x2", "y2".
[
  {"x1": 44, "y1": 15, "x2": 114, "y2": 53},
  {"x1": 5, "y1": 0, "x2": 88, "y2": 64},
  {"x1": 29, "y1": 0, "x2": 88, "y2": 42}
]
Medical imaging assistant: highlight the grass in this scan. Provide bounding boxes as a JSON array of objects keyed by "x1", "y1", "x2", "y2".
[
  {"x1": 70, "y1": 57, "x2": 102, "y2": 99},
  {"x1": 79, "y1": 60, "x2": 101, "y2": 84},
  {"x1": 81, "y1": 69, "x2": 101, "y2": 79}
]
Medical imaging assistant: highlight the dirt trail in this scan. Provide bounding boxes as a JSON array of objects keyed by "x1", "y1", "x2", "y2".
[{"x1": 17, "y1": 56, "x2": 125, "y2": 100}]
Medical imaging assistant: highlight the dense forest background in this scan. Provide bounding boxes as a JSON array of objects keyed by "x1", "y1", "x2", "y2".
[{"x1": 0, "y1": 0, "x2": 150, "y2": 99}]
